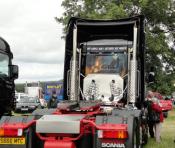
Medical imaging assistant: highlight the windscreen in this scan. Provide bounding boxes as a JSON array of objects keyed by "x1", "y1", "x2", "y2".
[
  {"x1": 0, "y1": 53, "x2": 9, "y2": 76},
  {"x1": 85, "y1": 53, "x2": 128, "y2": 77}
]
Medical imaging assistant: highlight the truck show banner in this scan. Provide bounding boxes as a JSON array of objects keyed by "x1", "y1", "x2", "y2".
[{"x1": 44, "y1": 82, "x2": 63, "y2": 101}]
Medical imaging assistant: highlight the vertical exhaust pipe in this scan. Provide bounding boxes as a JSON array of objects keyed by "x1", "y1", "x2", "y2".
[
  {"x1": 70, "y1": 25, "x2": 79, "y2": 101},
  {"x1": 128, "y1": 24, "x2": 138, "y2": 104}
]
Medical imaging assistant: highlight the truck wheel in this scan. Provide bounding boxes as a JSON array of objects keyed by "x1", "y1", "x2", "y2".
[
  {"x1": 135, "y1": 119, "x2": 143, "y2": 148},
  {"x1": 141, "y1": 124, "x2": 148, "y2": 145}
]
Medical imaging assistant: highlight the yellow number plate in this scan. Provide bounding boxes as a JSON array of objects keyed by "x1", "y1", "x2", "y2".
[{"x1": 0, "y1": 137, "x2": 25, "y2": 145}]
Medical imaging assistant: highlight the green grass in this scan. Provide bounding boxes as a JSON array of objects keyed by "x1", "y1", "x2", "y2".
[{"x1": 144, "y1": 109, "x2": 175, "y2": 148}]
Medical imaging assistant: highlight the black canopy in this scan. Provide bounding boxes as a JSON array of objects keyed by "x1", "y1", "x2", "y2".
[
  {"x1": 63, "y1": 16, "x2": 145, "y2": 103},
  {"x1": 66, "y1": 15, "x2": 144, "y2": 51}
]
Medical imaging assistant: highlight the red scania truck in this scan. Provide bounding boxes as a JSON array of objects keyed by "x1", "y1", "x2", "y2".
[{"x1": 0, "y1": 15, "x2": 148, "y2": 148}]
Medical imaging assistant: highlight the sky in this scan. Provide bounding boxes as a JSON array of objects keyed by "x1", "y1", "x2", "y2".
[{"x1": 0, "y1": 0, "x2": 65, "y2": 83}]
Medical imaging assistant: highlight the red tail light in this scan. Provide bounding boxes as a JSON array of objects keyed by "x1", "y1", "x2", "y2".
[
  {"x1": 98, "y1": 130, "x2": 128, "y2": 139},
  {"x1": 0, "y1": 128, "x2": 23, "y2": 137}
]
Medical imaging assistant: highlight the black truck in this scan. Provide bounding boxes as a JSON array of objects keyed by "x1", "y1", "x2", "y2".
[
  {"x1": 0, "y1": 37, "x2": 18, "y2": 116},
  {"x1": 0, "y1": 16, "x2": 149, "y2": 148}
]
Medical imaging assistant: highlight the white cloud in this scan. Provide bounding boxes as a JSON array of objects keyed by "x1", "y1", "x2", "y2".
[
  {"x1": 15, "y1": 62, "x2": 64, "y2": 83},
  {"x1": 0, "y1": 0, "x2": 65, "y2": 83}
]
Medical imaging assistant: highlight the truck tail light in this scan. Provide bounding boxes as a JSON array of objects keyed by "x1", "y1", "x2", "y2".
[
  {"x1": 0, "y1": 128, "x2": 23, "y2": 137},
  {"x1": 98, "y1": 130, "x2": 128, "y2": 139}
]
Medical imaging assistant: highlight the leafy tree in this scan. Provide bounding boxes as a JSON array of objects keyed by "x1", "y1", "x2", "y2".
[{"x1": 57, "y1": 0, "x2": 175, "y2": 94}]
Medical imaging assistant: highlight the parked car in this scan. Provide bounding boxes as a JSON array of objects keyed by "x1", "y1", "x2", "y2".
[
  {"x1": 152, "y1": 92, "x2": 173, "y2": 118},
  {"x1": 15, "y1": 96, "x2": 41, "y2": 112}
]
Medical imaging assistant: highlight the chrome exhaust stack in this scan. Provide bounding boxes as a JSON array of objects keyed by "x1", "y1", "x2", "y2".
[
  {"x1": 69, "y1": 25, "x2": 79, "y2": 101},
  {"x1": 128, "y1": 25, "x2": 138, "y2": 105}
]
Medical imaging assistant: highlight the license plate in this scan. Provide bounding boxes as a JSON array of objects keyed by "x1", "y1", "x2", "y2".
[
  {"x1": 21, "y1": 108, "x2": 28, "y2": 111},
  {"x1": 0, "y1": 137, "x2": 25, "y2": 145}
]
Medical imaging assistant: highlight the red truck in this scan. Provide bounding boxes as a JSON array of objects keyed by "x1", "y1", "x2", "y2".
[{"x1": 0, "y1": 16, "x2": 148, "y2": 148}]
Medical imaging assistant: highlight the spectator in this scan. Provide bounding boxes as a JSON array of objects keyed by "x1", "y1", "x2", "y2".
[
  {"x1": 146, "y1": 91, "x2": 155, "y2": 138},
  {"x1": 151, "y1": 97, "x2": 164, "y2": 143},
  {"x1": 47, "y1": 91, "x2": 58, "y2": 109}
]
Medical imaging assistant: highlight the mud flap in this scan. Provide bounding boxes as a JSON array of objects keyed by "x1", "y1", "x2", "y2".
[
  {"x1": 125, "y1": 116, "x2": 135, "y2": 148},
  {"x1": 77, "y1": 134, "x2": 93, "y2": 148}
]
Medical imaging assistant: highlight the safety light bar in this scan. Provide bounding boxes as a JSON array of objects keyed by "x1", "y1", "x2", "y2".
[
  {"x1": 98, "y1": 130, "x2": 128, "y2": 139},
  {"x1": 0, "y1": 128, "x2": 23, "y2": 137}
]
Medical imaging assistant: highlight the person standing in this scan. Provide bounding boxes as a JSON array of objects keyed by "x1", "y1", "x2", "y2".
[
  {"x1": 146, "y1": 91, "x2": 155, "y2": 138},
  {"x1": 151, "y1": 97, "x2": 164, "y2": 143},
  {"x1": 47, "y1": 91, "x2": 58, "y2": 109}
]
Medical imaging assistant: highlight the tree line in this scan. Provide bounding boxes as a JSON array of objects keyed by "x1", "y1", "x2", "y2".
[{"x1": 57, "y1": 0, "x2": 175, "y2": 95}]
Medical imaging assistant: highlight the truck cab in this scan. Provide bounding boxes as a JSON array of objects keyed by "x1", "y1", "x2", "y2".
[
  {"x1": 0, "y1": 37, "x2": 18, "y2": 116},
  {"x1": 64, "y1": 16, "x2": 145, "y2": 108}
]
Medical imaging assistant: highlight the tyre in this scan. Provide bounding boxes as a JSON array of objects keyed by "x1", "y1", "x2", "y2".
[
  {"x1": 135, "y1": 118, "x2": 143, "y2": 148},
  {"x1": 141, "y1": 124, "x2": 148, "y2": 145}
]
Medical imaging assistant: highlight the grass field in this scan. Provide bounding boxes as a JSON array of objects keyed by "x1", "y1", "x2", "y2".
[{"x1": 144, "y1": 108, "x2": 175, "y2": 148}]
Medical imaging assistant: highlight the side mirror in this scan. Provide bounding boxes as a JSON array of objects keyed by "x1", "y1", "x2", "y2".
[{"x1": 10, "y1": 65, "x2": 19, "y2": 79}]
